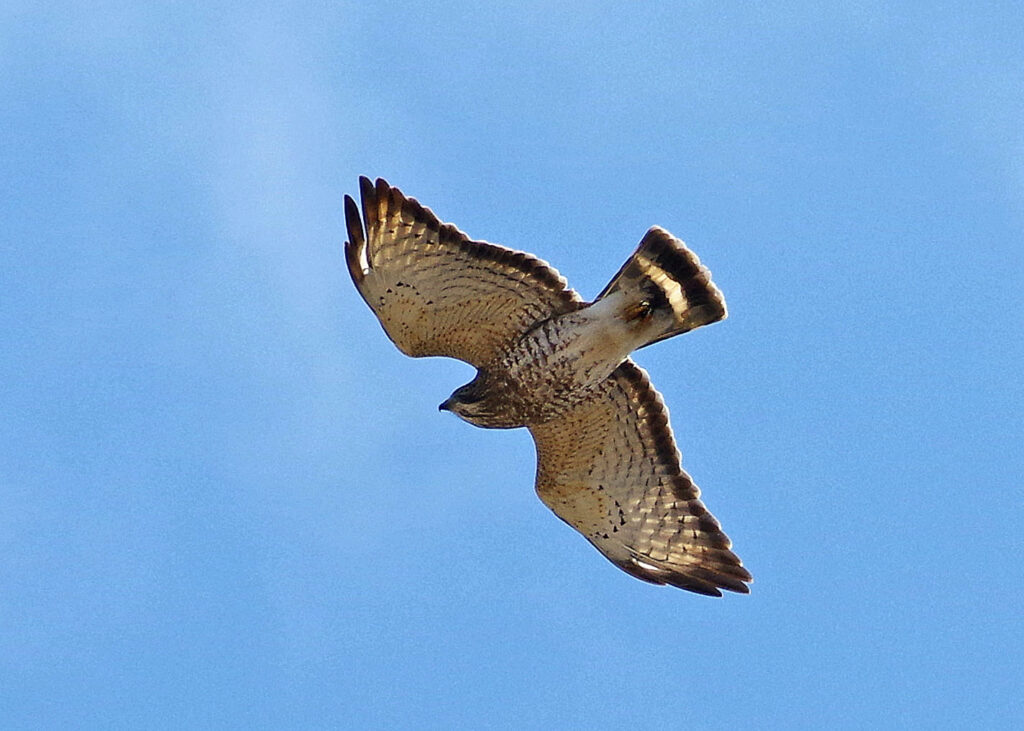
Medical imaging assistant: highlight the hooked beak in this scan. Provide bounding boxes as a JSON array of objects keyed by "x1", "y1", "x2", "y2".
[{"x1": 438, "y1": 397, "x2": 454, "y2": 412}]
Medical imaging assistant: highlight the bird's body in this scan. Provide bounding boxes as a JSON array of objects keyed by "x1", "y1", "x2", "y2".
[
  {"x1": 345, "y1": 177, "x2": 751, "y2": 596},
  {"x1": 509, "y1": 295, "x2": 651, "y2": 408},
  {"x1": 451, "y1": 295, "x2": 649, "y2": 427}
]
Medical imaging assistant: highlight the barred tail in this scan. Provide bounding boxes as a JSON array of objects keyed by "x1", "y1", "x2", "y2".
[{"x1": 596, "y1": 227, "x2": 727, "y2": 348}]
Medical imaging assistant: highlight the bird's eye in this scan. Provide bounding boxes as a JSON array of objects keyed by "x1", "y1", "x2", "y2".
[{"x1": 457, "y1": 389, "x2": 484, "y2": 404}]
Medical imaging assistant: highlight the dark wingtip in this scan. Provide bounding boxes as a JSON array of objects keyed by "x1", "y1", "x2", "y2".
[
  {"x1": 343, "y1": 193, "x2": 366, "y2": 285},
  {"x1": 344, "y1": 195, "x2": 362, "y2": 243},
  {"x1": 358, "y1": 176, "x2": 376, "y2": 235},
  {"x1": 375, "y1": 177, "x2": 392, "y2": 205},
  {"x1": 614, "y1": 556, "x2": 733, "y2": 597}
]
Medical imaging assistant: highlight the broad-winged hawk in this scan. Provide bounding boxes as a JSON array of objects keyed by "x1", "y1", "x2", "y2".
[{"x1": 345, "y1": 177, "x2": 750, "y2": 596}]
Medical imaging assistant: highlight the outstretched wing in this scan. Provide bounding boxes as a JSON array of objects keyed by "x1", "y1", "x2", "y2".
[
  {"x1": 529, "y1": 360, "x2": 750, "y2": 596},
  {"x1": 345, "y1": 177, "x2": 583, "y2": 366}
]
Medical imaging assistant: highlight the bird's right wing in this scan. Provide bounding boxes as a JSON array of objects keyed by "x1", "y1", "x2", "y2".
[
  {"x1": 345, "y1": 177, "x2": 583, "y2": 367},
  {"x1": 529, "y1": 360, "x2": 750, "y2": 596}
]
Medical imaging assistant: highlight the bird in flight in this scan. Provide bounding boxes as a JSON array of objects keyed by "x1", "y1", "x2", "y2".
[{"x1": 344, "y1": 177, "x2": 750, "y2": 596}]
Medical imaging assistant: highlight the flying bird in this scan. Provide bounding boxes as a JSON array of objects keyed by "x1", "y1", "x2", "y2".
[{"x1": 344, "y1": 177, "x2": 750, "y2": 596}]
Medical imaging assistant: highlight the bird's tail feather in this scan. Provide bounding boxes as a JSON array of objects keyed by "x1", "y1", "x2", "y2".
[{"x1": 595, "y1": 227, "x2": 727, "y2": 348}]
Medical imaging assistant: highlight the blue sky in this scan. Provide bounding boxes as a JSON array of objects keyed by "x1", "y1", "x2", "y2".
[{"x1": 3, "y1": 2, "x2": 1023, "y2": 728}]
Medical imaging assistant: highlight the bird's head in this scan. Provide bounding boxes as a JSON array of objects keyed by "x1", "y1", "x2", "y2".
[{"x1": 439, "y1": 372, "x2": 514, "y2": 429}]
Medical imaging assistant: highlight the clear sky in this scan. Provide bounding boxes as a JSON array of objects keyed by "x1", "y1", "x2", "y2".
[{"x1": 3, "y1": 2, "x2": 1023, "y2": 728}]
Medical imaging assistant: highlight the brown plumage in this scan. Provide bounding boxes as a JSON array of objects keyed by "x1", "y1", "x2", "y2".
[{"x1": 345, "y1": 177, "x2": 750, "y2": 596}]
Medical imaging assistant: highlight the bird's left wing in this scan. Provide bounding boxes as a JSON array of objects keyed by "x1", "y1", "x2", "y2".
[
  {"x1": 529, "y1": 360, "x2": 751, "y2": 596},
  {"x1": 345, "y1": 177, "x2": 583, "y2": 367}
]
